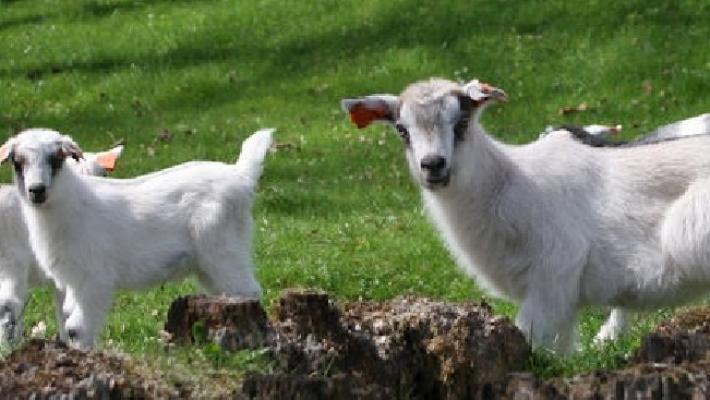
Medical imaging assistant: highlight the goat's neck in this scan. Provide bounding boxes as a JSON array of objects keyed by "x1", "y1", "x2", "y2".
[{"x1": 419, "y1": 122, "x2": 521, "y2": 294}]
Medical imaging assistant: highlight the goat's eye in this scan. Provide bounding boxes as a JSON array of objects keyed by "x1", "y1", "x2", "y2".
[
  {"x1": 454, "y1": 115, "x2": 470, "y2": 141},
  {"x1": 12, "y1": 156, "x2": 24, "y2": 172},
  {"x1": 48, "y1": 153, "x2": 63, "y2": 172},
  {"x1": 395, "y1": 123, "x2": 410, "y2": 144}
]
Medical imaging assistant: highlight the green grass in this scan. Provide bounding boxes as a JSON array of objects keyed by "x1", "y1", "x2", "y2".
[{"x1": 2, "y1": 0, "x2": 709, "y2": 389}]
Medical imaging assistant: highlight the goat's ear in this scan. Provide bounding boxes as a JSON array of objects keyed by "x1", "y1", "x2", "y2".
[
  {"x1": 59, "y1": 137, "x2": 84, "y2": 162},
  {"x1": 461, "y1": 80, "x2": 508, "y2": 105},
  {"x1": 0, "y1": 139, "x2": 15, "y2": 165},
  {"x1": 341, "y1": 95, "x2": 398, "y2": 129},
  {"x1": 94, "y1": 145, "x2": 123, "y2": 172}
]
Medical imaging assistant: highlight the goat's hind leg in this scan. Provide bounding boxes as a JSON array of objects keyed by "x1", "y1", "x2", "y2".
[
  {"x1": 193, "y1": 209, "x2": 261, "y2": 298},
  {"x1": 660, "y1": 178, "x2": 710, "y2": 286},
  {"x1": 197, "y1": 251, "x2": 261, "y2": 299},
  {"x1": 594, "y1": 308, "x2": 629, "y2": 344},
  {"x1": 0, "y1": 267, "x2": 29, "y2": 345},
  {"x1": 196, "y1": 236, "x2": 261, "y2": 298}
]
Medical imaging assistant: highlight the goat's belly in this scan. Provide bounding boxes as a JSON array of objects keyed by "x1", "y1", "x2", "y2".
[
  {"x1": 114, "y1": 251, "x2": 195, "y2": 290},
  {"x1": 583, "y1": 242, "x2": 710, "y2": 309},
  {"x1": 27, "y1": 263, "x2": 51, "y2": 287}
]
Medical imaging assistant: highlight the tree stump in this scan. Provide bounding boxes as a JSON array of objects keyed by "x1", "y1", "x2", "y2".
[{"x1": 164, "y1": 295, "x2": 272, "y2": 351}]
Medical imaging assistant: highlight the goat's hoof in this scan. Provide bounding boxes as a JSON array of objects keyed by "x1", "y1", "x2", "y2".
[
  {"x1": 0, "y1": 329, "x2": 17, "y2": 346},
  {"x1": 67, "y1": 328, "x2": 80, "y2": 341},
  {"x1": 0, "y1": 308, "x2": 18, "y2": 345}
]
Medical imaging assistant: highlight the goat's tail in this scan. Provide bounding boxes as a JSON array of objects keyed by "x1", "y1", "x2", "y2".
[{"x1": 235, "y1": 128, "x2": 275, "y2": 182}]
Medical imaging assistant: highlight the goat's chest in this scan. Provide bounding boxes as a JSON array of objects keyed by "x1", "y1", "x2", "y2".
[{"x1": 422, "y1": 194, "x2": 528, "y2": 300}]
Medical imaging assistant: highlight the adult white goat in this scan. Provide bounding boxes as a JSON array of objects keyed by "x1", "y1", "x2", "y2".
[
  {"x1": 0, "y1": 145, "x2": 122, "y2": 345},
  {"x1": 0, "y1": 128, "x2": 271, "y2": 348},
  {"x1": 342, "y1": 78, "x2": 710, "y2": 353}
]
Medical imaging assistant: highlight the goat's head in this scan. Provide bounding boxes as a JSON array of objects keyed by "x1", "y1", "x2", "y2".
[
  {"x1": 0, "y1": 129, "x2": 83, "y2": 205},
  {"x1": 342, "y1": 78, "x2": 506, "y2": 190}
]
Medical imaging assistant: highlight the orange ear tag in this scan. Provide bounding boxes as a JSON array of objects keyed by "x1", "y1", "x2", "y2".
[
  {"x1": 349, "y1": 104, "x2": 390, "y2": 129},
  {"x1": 0, "y1": 142, "x2": 12, "y2": 164},
  {"x1": 96, "y1": 152, "x2": 119, "y2": 171}
]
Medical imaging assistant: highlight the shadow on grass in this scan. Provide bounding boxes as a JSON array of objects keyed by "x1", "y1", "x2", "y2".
[
  {"x1": 81, "y1": 0, "x2": 214, "y2": 17},
  {"x1": 0, "y1": 12, "x2": 47, "y2": 32},
  {"x1": 0, "y1": 1, "x2": 505, "y2": 79},
  {"x1": 4, "y1": 0, "x2": 706, "y2": 104}
]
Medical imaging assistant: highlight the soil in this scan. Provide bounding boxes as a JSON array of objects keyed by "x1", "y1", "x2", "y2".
[
  {"x1": 0, "y1": 339, "x2": 184, "y2": 398},
  {"x1": 635, "y1": 307, "x2": 710, "y2": 364},
  {"x1": 5, "y1": 294, "x2": 710, "y2": 399},
  {"x1": 246, "y1": 289, "x2": 531, "y2": 399}
]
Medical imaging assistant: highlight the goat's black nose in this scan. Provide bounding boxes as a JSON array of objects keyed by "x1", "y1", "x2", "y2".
[
  {"x1": 28, "y1": 184, "x2": 46, "y2": 196},
  {"x1": 420, "y1": 155, "x2": 446, "y2": 172}
]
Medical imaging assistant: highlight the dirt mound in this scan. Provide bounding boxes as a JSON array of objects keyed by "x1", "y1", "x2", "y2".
[
  {"x1": 10, "y1": 295, "x2": 710, "y2": 398},
  {"x1": 162, "y1": 289, "x2": 531, "y2": 398},
  {"x1": 168, "y1": 293, "x2": 710, "y2": 399},
  {"x1": 242, "y1": 289, "x2": 531, "y2": 399},
  {"x1": 165, "y1": 295, "x2": 273, "y2": 350},
  {"x1": 491, "y1": 362, "x2": 710, "y2": 398},
  {"x1": 484, "y1": 308, "x2": 710, "y2": 398},
  {"x1": 635, "y1": 307, "x2": 710, "y2": 364},
  {"x1": 0, "y1": 339, "x2": 183, "y2": 398}
]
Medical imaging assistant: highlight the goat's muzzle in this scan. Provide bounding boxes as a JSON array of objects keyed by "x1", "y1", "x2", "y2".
[
  {"x1": 28, "y1": 184, "x2": 47, "y2": 204},
  {"x1": 420, "y1": 155, "x2": 451, "y2": 189}
]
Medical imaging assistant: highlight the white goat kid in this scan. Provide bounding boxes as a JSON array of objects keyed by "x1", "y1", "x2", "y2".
[
  {"x1": 343, "y1": 78, "x2": 710, "y2": 353},
  {"x1": 0, "y1": 145, "x2": 122, "y2": 345},
  {"x1": 1, "y1": 128, "x2": 271, "y2": 348}
]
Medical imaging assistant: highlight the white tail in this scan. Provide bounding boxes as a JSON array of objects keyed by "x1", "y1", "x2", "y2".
[{"x1": 235, "y1": 128, "x2": 275, "y2": 181}]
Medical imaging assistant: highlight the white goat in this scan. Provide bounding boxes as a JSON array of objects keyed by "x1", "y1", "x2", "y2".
[
  {"x1": 343, "y1": 78, "x2": 710, "y2": 353},
  {"x1": 0, "y1": 128, "x2": 272, "y2": 348},
  {"x1": 0, "y1": 145, "x2": 122, "y2": 345}
]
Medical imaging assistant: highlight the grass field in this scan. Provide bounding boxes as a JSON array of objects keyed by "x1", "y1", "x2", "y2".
[{"x1": 1, "y1": 0, "x2": 709, "y2": 392}]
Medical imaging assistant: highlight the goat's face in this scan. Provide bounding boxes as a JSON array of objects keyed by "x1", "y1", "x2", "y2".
[
  {"x1": 342, "y1": 78, "x2": 506, "y2": 191},
  {"x1": 0, "y1": 129, "x2": 83, "y2": 205},
  {"x1": 397, "y1": 95, "x2": 460, "y2": 189}
]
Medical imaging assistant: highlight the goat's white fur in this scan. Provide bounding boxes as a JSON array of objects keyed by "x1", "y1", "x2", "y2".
[
  {"x1": 0, "y1": 145, "x2": 123, "y2": 345},
  {"x1": 4, "y1": 128, "x2": 272, "y2": 348},
  {"x1": 343, "y1": 78, "x2": 710, "y2": 353}
]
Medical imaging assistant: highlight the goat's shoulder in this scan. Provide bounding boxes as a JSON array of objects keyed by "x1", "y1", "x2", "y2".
[
  {"x1": 0, "y1": 185, "x2": 20, "y2": 207},
  {"x1": 507, "y1": 134, "x2": 602, "y2": 182}
]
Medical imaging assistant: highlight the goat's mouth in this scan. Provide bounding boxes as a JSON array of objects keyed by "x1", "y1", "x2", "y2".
[{"x1": 422, "y1": 172, "x2": 451, "y2": 190}]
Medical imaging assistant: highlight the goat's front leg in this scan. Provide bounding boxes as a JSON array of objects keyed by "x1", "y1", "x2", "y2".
[
  {"x1": 63, "y1": 283, "x2": 113, "y2": 349},
  {"x1": 0, "y1": 277, "x2": 28, "y2": 346},
  {"x1": 53, "y1": 286, "x2": 72, "y2": 341},
  {"x1": 594, "y1": 308, "x2": 629, "y2": 344},
  {"x1": 515, "y1": 269, "x2": 580, "y2": 354}
]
